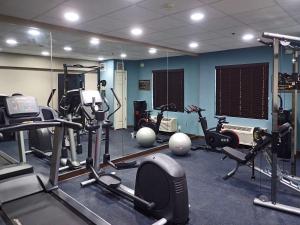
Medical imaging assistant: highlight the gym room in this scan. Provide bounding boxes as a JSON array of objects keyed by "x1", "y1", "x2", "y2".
[{"x1": 0, "y1": 0, "x2": 299, "y2": 224}]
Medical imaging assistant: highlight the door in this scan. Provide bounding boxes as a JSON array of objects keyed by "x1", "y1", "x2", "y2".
[{"x1": 114, "y1": 70, "x2": 127, "y2": 129}]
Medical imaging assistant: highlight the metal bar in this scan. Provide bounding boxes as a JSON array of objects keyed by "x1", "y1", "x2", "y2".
[
  {"x1": 49, "y1": 126, "x2": 64, "y2": 186},
  {"x1": 254, "y1": 197, "x2": 300, "y2": 216},
  {"x1": 271, "y1": 38, "x2": 280, "y2": 204},
  {"x1": 263, "y1": 32, "x2": 300, "y2": 42},
  {"x1": 291, "y1": 50, "x2": 299, "y2": 176},
  {"x1": 16, "y1": 131, "x2": 26, "y2": 163}
]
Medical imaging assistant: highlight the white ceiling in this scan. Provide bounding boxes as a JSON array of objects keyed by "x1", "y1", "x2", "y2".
[{"x1": 1, "y1": 0, "x2": 300, "y2": 60}]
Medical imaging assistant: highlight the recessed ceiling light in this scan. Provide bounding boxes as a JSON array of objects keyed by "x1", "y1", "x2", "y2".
[
  {"x1": 6, "y1": 38, "x2": 18, "y2": 46},
  {"x1": 98, "y1": 56, "x2": 104, "y2": 61},
  {"x1": 64, "y1": 11, "x2": 79, "y2": 22},
  {"x1": 41, "y1": 51, "x2": 50, "y2": 56},
  {"x1": 90, "y1": 37, "x2": 100, "y2": 45},
  {"x1": 28, "y1": 28, "x2": 40, "y2": 36},
  {"x1": 242, "y1": 33, "x2": 254, "y2": 41},
  {"x1": 64, "y1": 46, "x2": 72, "y2": 51},
  {"x1": 131, "y1": 27, "x2": 143, "y2": 36},
  {"x1": 189, "y1": 42, "x2": 199, "y2": 49},
  {"x1": 190, "y1": 12, "x2": 205, "y2": 21},
  {"x1": 148, "y1": 48, "x2": 157, "y2": 54},
  {"x1": 120, "y1": 53, "x2": 127, "y2": 58}
]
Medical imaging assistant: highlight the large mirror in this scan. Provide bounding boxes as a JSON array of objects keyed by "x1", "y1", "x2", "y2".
[
  {"x1": 0, "y1": 20, "x2": 192, "y2": 179},
  {"x1": 0, "y1": 22, "x2": 53, "y2": 176}
]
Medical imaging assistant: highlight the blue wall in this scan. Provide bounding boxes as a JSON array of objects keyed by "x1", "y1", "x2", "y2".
[
  {"x1": 125, "y1": 56, "x2": 200, "y2": 134},
  {"x1": 124, "y1": 46, "x2": 299, "y2": 139}
]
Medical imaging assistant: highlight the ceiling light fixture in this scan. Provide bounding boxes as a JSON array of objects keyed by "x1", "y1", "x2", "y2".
[
  {"x1": 6, "y1": 38, "x2": 18, "y2": 46},
  {"x1": 242, "y1": 33, "x2": 254, "y2": 41},
  {"x1": 41, "y1": 51, "x2": 50, "y2": 56},
  {"x1": 64, "y1": 11, "x2": 79, "y2": 22},
  {"x1": 190, "y1": 12, "x2": 205, "y2": 21},
  {"x1": 148, "y1": 48, "x2": 157, "y2": 54},
  {"x1": 120, "y1": 53, "x2": 127, "y2": 58},
  {"x1": 189, "y1": 42, "x2": 199, "y2": 49},
  {"x1": 28, "y1": 28, "x2": 40, "y2": 36},
  {"x1": 63, "y1": 46, "x2": 72, "y2": 51},
  {"x1": 98, "y1": 56, "x2": 104, "y2": 61},
  {"x1": 90, "y1": 37, "x2": 100, "y2": 45},
  {"x1": 131, "y1": 27, "x2": 143, "y2": 36}
]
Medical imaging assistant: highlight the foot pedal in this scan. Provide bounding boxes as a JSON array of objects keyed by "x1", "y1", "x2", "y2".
[
  {"x1": 115, "y1": 161, "x2": 139, "y2": 169},
  {"x1": 99, "y1": 174, "x2": 121, "y2": 188}
]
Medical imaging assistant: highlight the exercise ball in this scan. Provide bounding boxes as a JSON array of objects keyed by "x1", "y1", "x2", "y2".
[
  {"x1": 169, "y1": 133, "x2": 191, "y2": 156},
  {"x1": 136, "y1": 127, "x2": 156, "y2": 147}
]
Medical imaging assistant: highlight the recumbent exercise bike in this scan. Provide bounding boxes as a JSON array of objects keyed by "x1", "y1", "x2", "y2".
[{"x1": 185, "y1": 105, "x2": 239, "y2": 152}]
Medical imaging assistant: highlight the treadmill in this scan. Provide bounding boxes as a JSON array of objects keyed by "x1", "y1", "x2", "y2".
[
  {"x1": 0, "y1": 95, "x2": 110, "y2": 225},
  {"x1": 0, "y1": 94, "x2": 32, "y2": 180}
]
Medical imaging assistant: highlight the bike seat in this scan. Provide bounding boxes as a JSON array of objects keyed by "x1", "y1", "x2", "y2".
[
  {"x1": 223, "y1": 147, "x2": 247, "y2": 164},
  {"x1": 215, "y1": 116, "x2": 226, "y2": 120}
]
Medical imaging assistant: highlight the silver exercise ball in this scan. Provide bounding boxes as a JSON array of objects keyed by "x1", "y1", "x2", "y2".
[
  {"x1": 169, "y1": 132, "x2": 191, "y2": 156},
  {"x1": 136, "y1": 127, "x2": 156, "y2": 147}
]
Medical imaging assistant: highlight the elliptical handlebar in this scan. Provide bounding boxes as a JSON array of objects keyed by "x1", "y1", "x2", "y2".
[{"x1": 107, "y1": 88, "x2": 121, "y2": 120}]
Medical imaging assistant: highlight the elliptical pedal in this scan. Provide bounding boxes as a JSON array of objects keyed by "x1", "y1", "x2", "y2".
[{"x1": 98, "y1": 174, "x2": 121, "y2": 188}]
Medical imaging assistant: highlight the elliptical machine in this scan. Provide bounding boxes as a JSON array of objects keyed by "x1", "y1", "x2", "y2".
[
  {"x1": 185, "y1": 105, "x2": 239, "y2": 152},
  {"x1": 28, "y1": 89, "x2": 83, "y2": 171},
  {"x1": 80, "y1": 87, "x2": 189, "y2": 225},
  {"x1": 138, "y1": 103, "x2": 177, "y2": 143}
]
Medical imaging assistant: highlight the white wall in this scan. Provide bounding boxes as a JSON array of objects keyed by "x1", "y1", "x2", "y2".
[{"x1": 0, "y1": 52, "x2": 98, "y2": 109}]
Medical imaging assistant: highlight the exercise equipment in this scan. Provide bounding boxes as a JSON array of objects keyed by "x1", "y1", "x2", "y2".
[
  {"x1": 0, "y1": 94, "x2": 110, "y2": 225},
  {"x1": 138, "y1": 103, "x2": 177, "y2": 143},
  {"x1": 169, "y1": 132, "x2": 191, "y2": 156},
  {"x1": 80, "y1": 88, "x2": 189, "y2": 225},
  {"x1": 278, "y1": 94, "x2": 291, "y2": 126},
  {"x1": 136, "y1": 127, "x2": 156, "y2": 147},
  {"x1": 185, "y1": 105, "x2": 239, "y2": 152},
  {"x1": 25, "y1": 89, "x2": 83, "y2": 171},
  {"x1": 133, "y1": 100, "x2": 147, "y2": 131}
]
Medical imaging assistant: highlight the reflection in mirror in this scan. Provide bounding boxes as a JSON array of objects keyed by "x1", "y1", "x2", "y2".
[
  {"x1": 0, "y1": 22, "x2": 53, "y2": 177},
  {"x1": 0, "y1": 21, "x2": 191, "y2": 178}
]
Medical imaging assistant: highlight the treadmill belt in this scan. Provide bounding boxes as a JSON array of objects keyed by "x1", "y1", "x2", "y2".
[
  {"x1": 0, "y1": 157, "x2": 11, "y2": 166},
  {"x1": 2, "y1": 192, "x2": 93, "y2": 225},
  {"x1": 0, "y1": 151, "x2": 17, "y2": 166}
]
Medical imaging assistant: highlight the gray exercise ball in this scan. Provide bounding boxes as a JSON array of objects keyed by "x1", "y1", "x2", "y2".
[
  {"x1": 169, "y1": 132, "x2": 191, "y2": 156},
  {"x1": 136, "y1": 127, "x2": 156, "y2": 147}
]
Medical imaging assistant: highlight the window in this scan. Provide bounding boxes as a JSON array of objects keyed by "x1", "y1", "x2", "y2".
[
  {"x1": 153, "y1": 69, "x2": 184, "y2": 112},
  {"x1": 216, "y1": 63, "x2": 268, "y2": 119}
]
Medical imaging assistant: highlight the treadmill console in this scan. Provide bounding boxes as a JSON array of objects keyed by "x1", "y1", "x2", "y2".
[
  {"x1": 5, "y1": 96, "x2": 40, "y2": 118},
  {"x1": 0, "y1": 96, "x2": 42, "y2": 125}
]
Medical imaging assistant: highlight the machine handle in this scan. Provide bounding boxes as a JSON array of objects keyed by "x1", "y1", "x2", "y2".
[
  {"x1": 0, "y1": 120, "x2": 82, "y2": 133},
  {"x1": 107, "y1": 88, "x2": 121, "y2": 120},
  {"x1": 47, "y1": 89, "x2": 56, "y2": 107}
]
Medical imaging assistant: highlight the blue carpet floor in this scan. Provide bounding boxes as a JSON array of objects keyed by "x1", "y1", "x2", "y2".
[
  {"x1": 1, "y1": 134, "x2": 300, "y2": 225},
  {"x1": 59, "y1": 146, "x2": 300, "y2": 225},
  {"x1": 0, "y1": 128, "x2": 168, "y2": 176}
]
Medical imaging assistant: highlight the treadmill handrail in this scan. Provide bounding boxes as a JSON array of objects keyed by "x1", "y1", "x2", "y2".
[{"x1": 0, "y1": 120, "x2": 82, "y2": 133}]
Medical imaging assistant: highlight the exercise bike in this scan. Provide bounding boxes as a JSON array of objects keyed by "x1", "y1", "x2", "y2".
[
  {"x1": 138, "y1": 103, "x2": 177, "y2": 143},
  {"x1": 185, "y1": 105, "x2": 239, "y2": 152},
  {"x1": 80, "y1": 88, "x2": 189, "y2": 225}
]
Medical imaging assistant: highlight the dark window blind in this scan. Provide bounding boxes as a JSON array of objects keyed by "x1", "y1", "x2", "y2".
[
  {"x1": 153, "y1": 69, "x2": 184, "y2": 112},
  {"x1": 216, "y1": 63, "x2": 268, "y2": 119}
]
